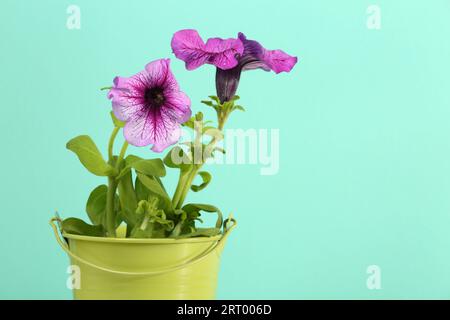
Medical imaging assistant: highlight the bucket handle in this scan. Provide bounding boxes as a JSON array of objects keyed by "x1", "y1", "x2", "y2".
[{"x1": 49, "y1": 217, "x2": 236, "y2": 277}]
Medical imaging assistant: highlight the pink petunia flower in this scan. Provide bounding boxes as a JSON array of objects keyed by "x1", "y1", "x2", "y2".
[
  {"x1": 108, "y1": 59, "x2": 191, "y2": 152},
  {"x1": 171, "y1": 30, "x2": 298, "y2": 103}
]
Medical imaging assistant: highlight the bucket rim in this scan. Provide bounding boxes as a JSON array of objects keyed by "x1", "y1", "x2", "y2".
[
  {"x1": 50, "y1": 217, "x2": 236, "y2": 276},
  {"x1": 62, "y1": 231, "x2": 223, "y2": 244}
]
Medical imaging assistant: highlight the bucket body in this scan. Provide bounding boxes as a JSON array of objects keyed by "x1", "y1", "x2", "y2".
[{"x1": 63, "y1": 231, "x2": 226, "y2": 300}]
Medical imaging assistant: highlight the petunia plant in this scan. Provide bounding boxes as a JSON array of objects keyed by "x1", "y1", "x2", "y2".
[{"x1": 59, "y1": 29, "x2": 297, "y2": 238}]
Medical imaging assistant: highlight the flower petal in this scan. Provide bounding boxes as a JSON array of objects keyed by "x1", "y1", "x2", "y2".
[
  {"x1": 108, "y1": 76, "x2": 144, "y2": 122},
  {"x1": 151, "y1": 126, "x2": 182, "y2": 153},
  {"x1": 171, "y1": 29, "x2": 209, "y2": 70},
  {"x1": 123, "y1": 110, "x2": 157, "y2": 147},
  {"x1": 144, "y1": 58, "x2": 178, "y2": 91},
  {"x1": 263, "y1": 49, "x2": 298, "y2": 74},
  {"x1": 172, "y1": 29, "x2": 244, "y2": 71},
  {"x1": 237, "y1": 32, "x2": 269, "y2": 72},
  {"x1": 123, "y1": 107, "x2": 182, "y2": 151},
  {"x1": 163, "y1": 90, "x2": 192, "y2": 123},
  {"x1": 205, "y1": 38, "x2": 244, "y2": 70},
  {"x1": 237, "y1": 32, "x2": 297, "y2": 73}
]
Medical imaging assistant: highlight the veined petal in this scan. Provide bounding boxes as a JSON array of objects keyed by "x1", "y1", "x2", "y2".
[
  {"x1": 263, "y1": 49, "x2": 298, "y2": 74},
  {"x1": 205, "y1": 38, "x2": 244, "y2": 70},
  {"x1": 151, "y1": 126, "x2": 182, "y2": 153},
  {"x1": 123, "y1": 110, "x2": 157, "y2": 147},
  {"x1": 144, "y1": 58, "x2": 178, "y2": 90},
  {"x1": 109, "y1": 76, "x2": 143, "y2": 122},
  {"x1": 163, "y1": 90, "x2": 192, "y2": 123},
  {"x1": 107, "y1": 76, "x2": 129, "y2": 100},
  {"x1": 172, "y1": 29, "x2": 244, "y2": 71},
  {"x1": 171, "y1": 29, "x2": 209, "y2": 70},
  {"x1": 112, "y1": 99, "x2": 138, "y2": 122},
  {"x1": 123, "y1": 108, "x2": 179, "y2": 148}
]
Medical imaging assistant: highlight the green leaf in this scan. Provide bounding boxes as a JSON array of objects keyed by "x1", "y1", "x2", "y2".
[
  {"x1": 110, "y1": 111, "x2": 125, "y2": 128},
  {"x1": 136, "y1": 173, "x2": 173, "y2": 212},
  {"x1": 134, "y1": 175, "x2": 168, "y2": 207},
  {"x1": 181, "y1": 117, "x2": 195, "y2": 129},
  {"x1": 114, "y1": 202, "x2": 123, "y2": 228},
  {"x1": 208, "y1": 96, "x2": 220, "y2": 103},
  {"x1": 214, "y1": 147, "x2": 226, "y2": 154},
  {"x1": 124, "y1": 154, "x2": 141, "y2": 165},
  {"x1": 136, "y1": 173, "x2": 170, "y2": 201},
  {"x1": 115, "y1": 154, "x2": 139, "y2": 179},
  {"x1": 116, "y1": 156, "x2": 166, "y2": 181},
  {"x1": 117, "y1": 165, "x2": 138, "y2": 227},
  {"x1": 202, "y1": 127, "x2": 223, "y2": 140},
  {"x1": 61, "y1": 218, "x2": 104, "y2": 237},
  {"x1": 222, "y1": 101, "x2": 234, "y2": 112},
  {"x1": 86, "y1": 185, "x2": 107, "y2": 225},
  {"x1": 191, "y1": 171, "x2": 212, "y2": 192},
  {"x1": 182, "y1": 203, "x2": 223, "y2": 229},
  {"x1": 135, "y1": 176, "x2": 150, "y2": 201},
  {"x1": 202, "y1": 143, "x2": 226, "y2": 160},
  {"x1": 164, "y1": 146, "x2": 192, "y2": 172},
  {"x1": 66, "y1": 135, "x2": 116, "y2": 176},
  {"x1": 170, "y1": 209, "x2": 187, "y2": 237},
  {"x1": 132, "y1": 158, "x2": 166, "y2": 177},
  {"x1": 183, "y1": 203, "x2": 218, "y2": 213},
  {"x1": 201, "y1": 100, "x2": 214, "y2": 107},
  {"x1": 233, "y1": 105, "x2": 245, "y2": 112},
  {"x1": 201, "y1": 100, "x2": 219, "y2": 112},
  {"x1": 130, "y1": 199, "x2": 174, "y2": 238}
]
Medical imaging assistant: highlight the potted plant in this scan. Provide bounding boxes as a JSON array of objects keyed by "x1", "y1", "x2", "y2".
[{"x1": 50, "y1": 29, "x2": 297, "y2": 300}]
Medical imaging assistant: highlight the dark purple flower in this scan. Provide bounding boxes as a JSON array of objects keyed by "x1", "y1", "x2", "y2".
[
  {"x1": 171, "y1": 30, "x2": 298, "y2": 103},
  {"x1": 108, "y1": 59, "x2": 191, "y2": 152}
]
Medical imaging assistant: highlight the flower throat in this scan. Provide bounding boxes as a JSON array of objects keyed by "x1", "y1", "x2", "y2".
[{"x1": 144, "y1": 87, "x2": 165, "y2": 107}]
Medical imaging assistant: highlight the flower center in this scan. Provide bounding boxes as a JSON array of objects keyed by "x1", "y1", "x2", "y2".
[{"x1": 144, "y1": 87, "x2": 165, "y2": 108}]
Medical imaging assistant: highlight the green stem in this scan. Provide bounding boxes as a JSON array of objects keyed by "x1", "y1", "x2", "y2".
[
  {"x1": 140, "y1": 214, "x2": 150, "y2": 230},
  {"x1": 175, "y1": 127, "x2": 222, "y2": 209},
  {"x1": 105, "y1": 176, "x2": 117, "y2": 237},
  {"x1": 175, "y1": 166, "x2": 199, "y2": 209},
  {"x1": 105, "y1": 128, "x2": 120, "y2": 237},
  {"x1": 170, "y1": 221, "x2": 183, "y2": 237},
  {"x1": 108, "y1": 127, "x2": 120, "y2": 160},
  {"x1": 116, "y1": 141, "x2": 129, "y2": 170},
  {"x1": 172, "y1": 170, "x2": 189, "y2": 208},
  {"x1": 171, "y1": 107, "x2": 231, "y2": 210},
  {"x1": 105, "y1": 128, "x2": 129, "y2": 237}
]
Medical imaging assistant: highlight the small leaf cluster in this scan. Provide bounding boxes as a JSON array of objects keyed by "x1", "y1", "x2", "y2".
[{"x1": 201, "y1": 95, "x2": 244, "y2": 130}]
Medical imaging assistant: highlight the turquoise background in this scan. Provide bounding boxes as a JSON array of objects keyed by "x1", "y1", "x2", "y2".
[{"x1": 1, "y1": 0, "x2": 450, "y2": 299}]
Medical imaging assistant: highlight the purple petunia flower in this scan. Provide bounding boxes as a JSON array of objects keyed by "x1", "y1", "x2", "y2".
[
  {"x1": 108, "y1": 59, "x2": 191, "y2": 152},
  {"x1": 171, "y1": 30, "x2": 298, "y2": 103},
  {"x1": 171, "y1": 29, "x2": 244, "y2": 71}
]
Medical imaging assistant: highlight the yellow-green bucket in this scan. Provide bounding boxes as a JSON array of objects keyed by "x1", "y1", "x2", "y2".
[{"x1": 50, "y1": 218, "x2": 236, "y2": 300}]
